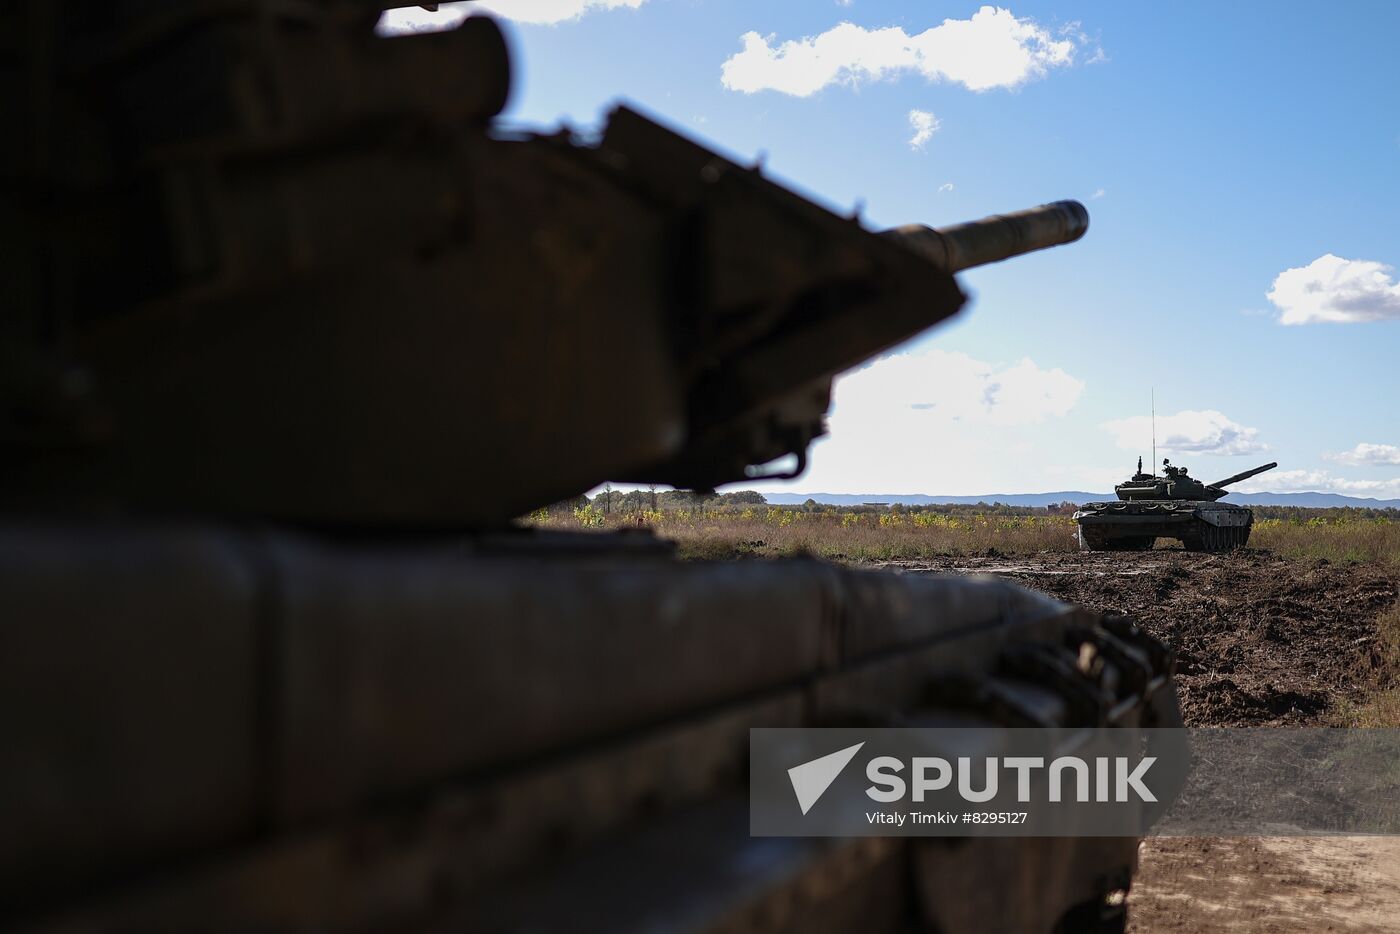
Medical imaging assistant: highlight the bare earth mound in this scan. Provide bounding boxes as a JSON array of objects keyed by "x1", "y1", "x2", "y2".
[{"x1": 891, "y1": 549, "x2": 1397, "y2": 726}]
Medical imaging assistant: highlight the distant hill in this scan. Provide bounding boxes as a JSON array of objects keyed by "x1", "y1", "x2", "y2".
[
  {"x1": 1217, "y1": 491, "x2": 1400, "y2": 509},
  {"x1": 763, "y1": 491, "x2": 1400, "y2": 509}
]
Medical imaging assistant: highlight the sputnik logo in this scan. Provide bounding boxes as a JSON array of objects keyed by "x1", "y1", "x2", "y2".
[{"x1": 787, "y1": 742, "x2": 865, "y2": 815}]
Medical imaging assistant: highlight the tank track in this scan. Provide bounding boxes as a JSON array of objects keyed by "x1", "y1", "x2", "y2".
[
  {"x1": 1075, "y1": 502, "x2": 1253, "y2": 553},
  {"x1": 1179, "y1": 519, "x2": 1252, "y2": 552}
]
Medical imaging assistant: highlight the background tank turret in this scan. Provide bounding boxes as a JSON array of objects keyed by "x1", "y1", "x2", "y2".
[
  {"x1": 0, "y1": 4, "x2": 1181, "y2": 932},
  {"x1": 1076, "y1": 459, "x2": 1278, "y2": 551}
]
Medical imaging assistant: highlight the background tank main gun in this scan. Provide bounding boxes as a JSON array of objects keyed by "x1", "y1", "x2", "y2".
[{"x1": 1208, "y1": 461, "x2": 1279, "y2": 493}]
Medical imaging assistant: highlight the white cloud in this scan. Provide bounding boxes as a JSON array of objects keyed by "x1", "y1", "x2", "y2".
[
  {"x1": 1266, "y1": 254, "x2": 1400, "y2": 325},
  {"x1": 1232, "y1": 469, "x2": 1400, "y2": 499},
  {"x1": 720, "y1": 7, "x2": 1080, "y2": 97},
  {"x1": 1101, "y1": 409, "x2": 1267, "y2": 457},
  {"x1": 378, "y1": 0, "x2": 645, "y2": 32},
  {"x1": 907, "y1": 109, "x2": 941, "y2": 149},
  {"x1": 831, "y1": 348, "x2": 1084, "y2": 429},
  {"x1": 938, "y1": 182, "x2": 955, "y2": 193},
  {"x1": 1324, "y1": 442, "x2": 1400, "y2": 467},
  {"x1": 377, "y1": 6, "x2": 466, "y2": 34},
  {"x1": 1090, "y1": 187, "x2": 1106, "y2": 199},
  {"x1": 790, "y1": 348, "x2": 1084, "y2": 493}
]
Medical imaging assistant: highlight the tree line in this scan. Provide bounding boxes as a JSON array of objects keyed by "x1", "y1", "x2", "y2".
[{"x1": 548, "y1": 492, "x2": 1399, "y2": 521}]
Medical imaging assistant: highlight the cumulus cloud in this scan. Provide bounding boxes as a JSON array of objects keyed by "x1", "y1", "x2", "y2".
[
  {"x1": 938, "y1": 182, "x2": 955, "y2": 193},
  {"x1": 1090, "y1": 187, "x2": 1106, "y2": 199},
  {"x1": 1324, "y1": 442, "x2": 1400, "y2": 466},
  {"x1": 1266, "y1": 254, "x2": 1400, "y2": 325},
  {"x1": 1232, "y1": 469, "x2": 1400, "y2": 499},
  {"x1": 831, "y1": 348, "x2": 1083, "y2": 430},
  {"x1": 720, "y1": 6, "x2": 1080, "y2": 97},
  {"x1": 1101, "y1": 409, "x2": 1267, "y2": 457},
  {"x1": 789, "y1": 348, "x2": 1084, "y2": 493},
  {"x1": 377, "y1": 0, "x2": 645, "y2": 32},
  {"x1": 907, "y1": 109, "x2": 941, "y2": 149}
]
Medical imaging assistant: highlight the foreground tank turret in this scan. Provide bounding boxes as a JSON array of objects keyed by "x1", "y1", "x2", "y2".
[
  {"x1": 1075, "y1": 460, "x2": 1278, "y2": 552},
  {"x1": 1, "y1": 3, "x2": 1180, "y2": 932}
]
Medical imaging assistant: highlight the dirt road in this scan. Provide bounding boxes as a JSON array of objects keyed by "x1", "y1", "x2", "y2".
[{"x1": 893, "y1": 548, "x2": 1400, "y2": 933}]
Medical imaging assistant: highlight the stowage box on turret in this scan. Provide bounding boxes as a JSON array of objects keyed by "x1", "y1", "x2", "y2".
[{"x1": 1074, "y1": 459, "x2": 1278, "y2": 552}]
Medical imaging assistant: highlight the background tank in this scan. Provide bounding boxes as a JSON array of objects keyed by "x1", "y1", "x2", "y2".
[
  {"x1": 1, "y1": 3, "x2": 1180, "y2": 933},
  {"x1": 1074, "y1": 460, "x2": 1279, "y2": 552}
]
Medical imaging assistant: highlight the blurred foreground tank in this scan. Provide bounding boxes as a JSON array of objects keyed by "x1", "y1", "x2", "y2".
[
  {"x1": 1, "y1": 3, "x2": 1180, "y2": 933},
  {"x1": 1074, "y1": 459, "x2": 1278, "y2": 551}
]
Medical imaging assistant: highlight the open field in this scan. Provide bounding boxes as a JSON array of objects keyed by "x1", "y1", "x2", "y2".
[{"x1": 535, "y1": 503, "x2": 1400, "y2": 566}]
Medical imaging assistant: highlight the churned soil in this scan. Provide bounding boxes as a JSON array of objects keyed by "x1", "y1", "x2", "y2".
[
  {"x1": 891, "y1": 548, "x2": 1400, "y2": 934},
  {"x1": 890, "y1": 548, "x2": 1398, "y2": 727}
]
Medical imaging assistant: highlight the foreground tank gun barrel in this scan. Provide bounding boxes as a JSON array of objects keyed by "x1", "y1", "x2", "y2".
[
  {"x1": 1210, "y1": 461, "x2": 1278, "y2": 490},
  {"x1": 638, "y1": 191, "x2": 1092, "y2": 491},
  {"x1": 883, "y1": 200, "x2": 1091, "y2": 273},
  {"x1": 0, "y1": 0, "x2": 1093, "y2": 522},
  {"x1": 3, "y1": 4, "x2": 1181, "y2": 932},
  {"x1": 586, "y1": 102, "x2": 1092, "y2": 493}
]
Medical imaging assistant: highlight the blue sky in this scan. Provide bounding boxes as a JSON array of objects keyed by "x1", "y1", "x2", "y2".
[{"x1": 385, "y1": 2, "x2": 1400, "y2": 497}]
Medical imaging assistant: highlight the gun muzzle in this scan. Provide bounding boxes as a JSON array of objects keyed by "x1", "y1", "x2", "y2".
[{"x1": 884, "y1": 200, "x2": 1090, "y2": 273}]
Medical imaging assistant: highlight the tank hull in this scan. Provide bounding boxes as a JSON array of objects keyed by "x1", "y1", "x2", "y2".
[
  {"x1": 1073, "y1": 500, "x2": 1253, "y2": 552},
  {"x1": 0, "y1": 522, "x2": 1181, "y2": 933}
]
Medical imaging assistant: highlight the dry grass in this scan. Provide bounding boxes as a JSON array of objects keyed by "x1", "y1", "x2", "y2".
[
  {"x1": 1252, "y1": 517, "x2": 1400, "y2": 567},
  {"x1": 533, "y1": 504, "x2": 1400, "y2": 565},
  {"x1": 535, "y1": 505, "x2": 1081, "y2": 561}
]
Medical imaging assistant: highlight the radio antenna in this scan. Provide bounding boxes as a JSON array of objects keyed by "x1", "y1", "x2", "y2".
[{"x1": 1151, "y1": 389, "x2": 1157, "y2": 478}]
